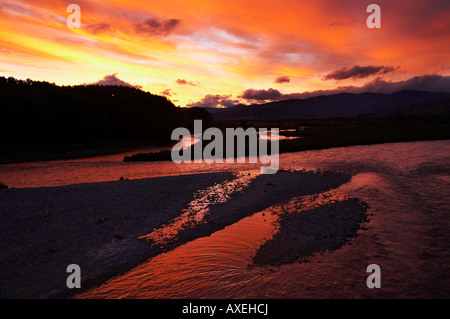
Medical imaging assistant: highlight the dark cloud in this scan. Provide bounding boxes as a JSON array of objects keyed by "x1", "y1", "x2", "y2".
[
  {"x1": 187, "y1": 94, "x2": 239, "y2": 108},
  {"x1": 239, "y1": 88, "x2": 283, "y2": 101},
  {"x1": 239, "y1": 88, "x2": 309, "y2": 102},
  {"x1": 176, "y1": 78, "x2": 199, "y2": 86},
  {"x1": 85, "y1": 23, "x2": 114, "y2": 35},
  {"x1": 239, "y1": 75, "x2": 450, "y2": 103},
  {"x1": 275, "y1": 76, "x2": 290, "y2": 84},
  {"x1": 86, "y1": 73, "x2": 142, "y2": 89},
  {"x1": 135, "y1": 18, "x2": 180, "y2": 37},
  {"x1": 160, "y1": 89, "x2": 174, "y2": 97},
  {"x1": 324, "y1": 65, "x2": 399, "y2": 81},
  {"x1": 347, "y1": 74, "x2": 450, "y2": 93}
]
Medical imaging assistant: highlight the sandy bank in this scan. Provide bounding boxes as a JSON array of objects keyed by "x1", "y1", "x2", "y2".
[
  {"x1": 0, "y1": 170, "x2": 353, "y2": 299},
  {"x1": 0, "y1": 173, "x2": 232, "y2": 299}
]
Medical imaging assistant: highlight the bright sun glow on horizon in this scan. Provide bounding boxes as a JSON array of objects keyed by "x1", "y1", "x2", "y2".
[{"x1": 0, "y1": 0, "x2": 449, "y2": 107}]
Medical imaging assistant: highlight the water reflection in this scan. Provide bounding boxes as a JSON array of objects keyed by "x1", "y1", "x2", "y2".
[
  {"x1": 1, "y1": 140, "x2": 449, "y2": 298},
  {"x1": 139, "y1": 171, "x2": 259, "y2": 248},
  {"x1": 257, "y1": 129, "x2": 302, "y2": 141},
  {"x1": 75, "y1": 140, "x2": 450, "y2": 299},
  {"x1": 76, "y1": 207, "x2": 280, "y2": 299},
  {"x1": 75, "y1": 178, "x2": 360, "y2": 299}
]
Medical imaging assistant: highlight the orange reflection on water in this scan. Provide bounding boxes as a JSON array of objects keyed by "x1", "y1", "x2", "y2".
[
  {"x1": 76, "y1": 206, "x2": 280, "y2": 299},
  {"x1": 77, "y1": 185, "x2": 351, "y2": 299},
  {"x1": 138, "y1": 171, "x2": 259, "y2": 248}
]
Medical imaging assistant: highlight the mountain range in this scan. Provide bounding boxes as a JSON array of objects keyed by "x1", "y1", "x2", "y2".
[{"x1": 206, "y1": 91, "x2": 450, "y2": 120}]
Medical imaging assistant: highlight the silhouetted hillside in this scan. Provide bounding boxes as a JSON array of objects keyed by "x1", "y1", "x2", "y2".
[
  {"x1": 371, "y1": 97, "x2": 450, "y2": 118},
  {"x1": 210, "y1": 91, "x2": 450, "y2": 120},
  {"x1": 0, "y1": 76, "x2": 212, "y2": 147}
]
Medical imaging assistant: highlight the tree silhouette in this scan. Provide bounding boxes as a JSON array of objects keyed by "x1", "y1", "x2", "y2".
[{"x1": 0, "y1": 76, "x2": 212, "y2": 147}]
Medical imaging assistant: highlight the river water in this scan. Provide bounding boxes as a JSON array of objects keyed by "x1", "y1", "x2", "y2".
[{"x1": 1, "y1": 140, "x2": 449, "y2": 298}]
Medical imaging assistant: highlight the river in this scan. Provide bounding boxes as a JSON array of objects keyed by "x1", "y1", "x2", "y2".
[{"x1": 1, "y1": 140, "x2": 449, "y2": 298}]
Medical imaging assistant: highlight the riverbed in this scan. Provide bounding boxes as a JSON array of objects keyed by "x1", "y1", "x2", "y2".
[{"x1": 1, "y1": 140, "x2": 449, "y2": 298}]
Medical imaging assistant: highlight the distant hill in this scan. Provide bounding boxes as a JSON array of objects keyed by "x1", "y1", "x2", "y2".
[
  {"x1": 372, "y1": 97, "x2": 450, "y2": 118},
  {"x1": 209, "y1": 91, "x2": 450, "y2": 120},
  {"x1": 0, "y1": 76, "x2": 211, "y2": 147}
]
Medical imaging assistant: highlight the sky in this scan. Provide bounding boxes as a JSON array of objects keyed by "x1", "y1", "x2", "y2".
[{"x1": 0, "y1": 0, "x2": 449, "y2": 107}]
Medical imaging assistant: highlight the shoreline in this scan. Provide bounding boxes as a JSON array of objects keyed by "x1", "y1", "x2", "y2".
[
  {"x1": 2, "y1": 117, "x2": 449, "y2": 165},
  {"x1": 0, "y1": 172, "x2": 233, "y2": 298},
  {"x1": 0, "y1": 139, "x2": 173, "y2": 165},
  {"x1": 125, "y1": 117, "x2": 450, "y2": 162},
  {"x1": 0, "y1": 169, "x2": 357, "y2": 299},
  {"x1": 124, "y1": 136, "x2": 450, "y2": 163}
]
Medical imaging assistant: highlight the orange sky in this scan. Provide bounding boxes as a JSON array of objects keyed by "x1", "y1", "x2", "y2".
[{"x1": 0, "y1": 0, "x2": 449, "y2": 106}]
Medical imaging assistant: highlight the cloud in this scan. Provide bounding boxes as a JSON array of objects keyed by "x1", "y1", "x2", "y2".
[
  {"x1": 324, "y1": 65, "x2": 399, "y2": 81},
  {"x1": 239, "y1": 88, "x2": 283, "y2": 101},
  {"x1": 176, "y1": 78, "x2": 199, "y2": 86},
  {"x1": 275, "y1": 76, "x2": 290, "y2": 84},
  {"x1": 239, "y1": 88, "x2": 310, "y2": 102},
  {"x1": 3, "y1": 0, "x2": 449, "y2": 109},
  {"x1": 160, "y1": 89, "x2": 174, "y2": 97},
  {"x1": 239, "y1": 75, "x2": 450, "y2": 103},
  {"x1": 187, "y1": 94, "x2": 239, "y2": 108},
  {"x1": 85, "y1": 23, "x2": 114, "y2": 35},
  {"x1": 347, "y1": 74, "x2": 450, "y2": 93},
  {"x1": 135, "y1": 18, "x2": 180, "y2": 37},
  {"x1": 86, "y1": 73, "x2": 142, "y2": 89}
]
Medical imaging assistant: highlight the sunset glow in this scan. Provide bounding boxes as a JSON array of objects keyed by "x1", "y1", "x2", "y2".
[{"x1": 1, "y1": 0, "x2": 449, "y2": 106}]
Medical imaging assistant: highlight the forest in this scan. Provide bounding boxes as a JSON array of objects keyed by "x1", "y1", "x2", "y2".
[{"x1": 0, "y1": 76, "x2": 211, "y2": 148}]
